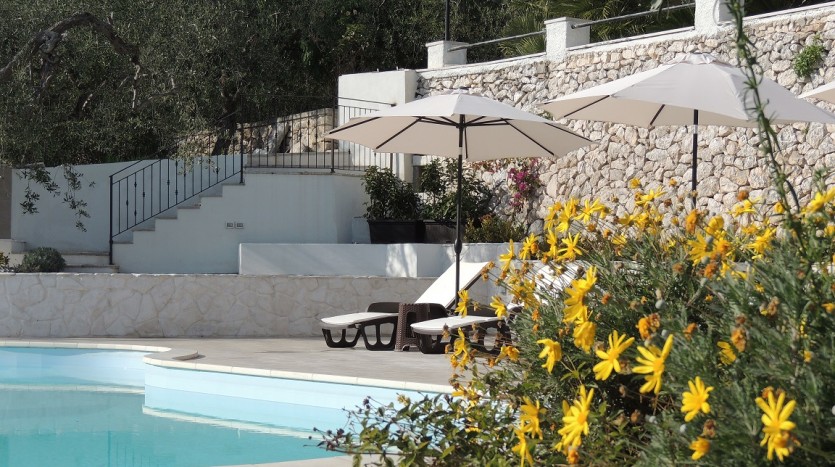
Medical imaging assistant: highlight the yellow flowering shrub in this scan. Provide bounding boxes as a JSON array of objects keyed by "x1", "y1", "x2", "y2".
[{"x1": 321, "y1": 179, "x2": 835, "y2": 465}]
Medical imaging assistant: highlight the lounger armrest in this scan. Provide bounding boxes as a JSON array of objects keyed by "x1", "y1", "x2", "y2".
[{"x1": 366, "y1": 302, "x2": 401, "y2": 314}]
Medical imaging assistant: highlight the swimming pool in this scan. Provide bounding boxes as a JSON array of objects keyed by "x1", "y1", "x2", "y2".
[{"x1": 0, "y1": 344, "x2": 442, "y2": 466}]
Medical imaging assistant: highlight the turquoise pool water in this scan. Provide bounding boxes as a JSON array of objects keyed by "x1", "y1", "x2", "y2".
[{"x1": 0, "y1": 347, "x2": 351, "y2": 466}]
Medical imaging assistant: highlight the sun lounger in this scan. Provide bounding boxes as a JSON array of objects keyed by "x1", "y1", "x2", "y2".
[
  {"x1": 411, "y1": 261, "x2": 586, "y2": 354},
  {"x1": 319, "y1": 261, "x2": 490, "y2": 350}
]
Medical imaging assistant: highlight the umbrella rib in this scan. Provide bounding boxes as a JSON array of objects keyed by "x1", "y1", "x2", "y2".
[
  {"x1": 562, "y1": 95, "x2": 610, "y2": 119},
  {"x1": 504, "y1": 120, "x2": 594, "y2": 155},
  {"x1": 649, "y1": 105, "x2": 665, "y2": 126},
  {"x1": 327, "y1": 116, "x2": 380, "y2": 134},
  {"x1": 375, "y1": 119, "x2": 423, "y2": 149}
]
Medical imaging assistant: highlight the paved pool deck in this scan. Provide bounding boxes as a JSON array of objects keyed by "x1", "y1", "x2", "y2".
[{"x1": 1, "y1": 337, "x2": 455, "y2": 467}]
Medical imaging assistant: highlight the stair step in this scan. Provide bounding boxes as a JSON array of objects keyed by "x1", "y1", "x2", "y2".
[
  {"x1": 0, "y1": 239, "x2": 26, "y2": 254},
  {"x1": 62, "y1": 253, "x2": 111, "y2": 266}
]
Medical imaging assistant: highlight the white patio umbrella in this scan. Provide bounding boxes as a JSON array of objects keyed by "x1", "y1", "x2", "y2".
[
  {"x1": 325, "y1": 90, "x2": 593, "y2": 300},
  {"x1": 800, "y1": 80, "x2": 835, "y2": 103},
  {"x1": 540, "y1": 52, "x2": 835, "y2": 205}
]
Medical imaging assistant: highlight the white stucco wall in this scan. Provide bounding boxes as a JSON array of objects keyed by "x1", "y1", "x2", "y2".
[
  {"x1": 113, "y1": 171, "x2": 366, "y2": 273},
  {"x1": 239, "y1": 242, "x2": 511, "y2": 277},
  {"x1": 11, "y1": 161, "x2": 134, "y2": 253}
]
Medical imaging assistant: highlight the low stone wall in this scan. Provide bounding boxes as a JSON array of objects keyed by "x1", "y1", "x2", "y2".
[{"x1": 0, "y1": 273, "x2": 433, "y2": 338}]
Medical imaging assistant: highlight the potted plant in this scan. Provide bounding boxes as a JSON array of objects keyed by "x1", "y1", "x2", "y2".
[
  {"x1": 362, "y1": 166, "x2": 422, "y2": 243},
  {"x1": 419, "y1": 159, "x2": 492, "y2": 244}
]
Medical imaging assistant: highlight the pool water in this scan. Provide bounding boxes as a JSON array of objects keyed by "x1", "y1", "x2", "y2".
[
  {"x1": 0, "y1": 347, "x2": 347, "y2": 466},
  {"x1": 0, "y1": 386, "x2": 335, "y2": 466}
]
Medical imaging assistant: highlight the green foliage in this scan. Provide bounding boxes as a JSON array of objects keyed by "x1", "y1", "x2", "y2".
[
  {"x1": 793, "y1": 35, "x2": 826, "y2": 79},
  {"x1": 361, "y1": 166, "x2": 420, "y2": 220},
  {"x1": 465, "y1": 214, "x2": 526, "y2": 243},
  {"x1": 18, "y1": 247, "x2": 66, "y2": 272},
  {"x1": 418, "y1": 159, "x2": 492, "y2": 223},
  {"x1": 0, "y1": 1, "x2": 510, "y2": 171}
]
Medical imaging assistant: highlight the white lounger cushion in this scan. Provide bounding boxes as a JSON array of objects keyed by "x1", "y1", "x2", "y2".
[
  {"x1": 414, "y1": 261, "x2": 489, "y2": 307},
  {"x1": 410, "y1": 315, "x2": 500, "y2": 336},
  {"x1": 320, "y1": 312, "x2": 397, "y2": 329},
  {"x1": 319, "y1": 261, "x2": 489, "y2": 330},
  {"x1": 410, "y1": 261, "x2": 588, "y2": 337}
]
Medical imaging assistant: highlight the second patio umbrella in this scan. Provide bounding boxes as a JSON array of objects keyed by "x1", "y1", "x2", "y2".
[
  {"x1": 326, "y1": 90, "x2": 593, "y2": 299},
  {"x1": 800, "y1": 80, "x2": 835, "y2": 103},
  {"x1": 540, "y1": 52, "x2": 835, "y2": 205}
]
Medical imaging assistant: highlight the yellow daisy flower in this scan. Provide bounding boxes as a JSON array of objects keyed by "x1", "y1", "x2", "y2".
[
  {"x1": 520, "y1": 233, "x2": 538, "y2": 260},
  {"x1": 573, "y1": 320, "x2": 596, "y2": 353},
  {"x1": 557, "y1": 385, "x2": 594, "y2": 451},
  {"x1": 717, "y1": 341, "x2": 736, "y2": 365},
  {"x1": 519, "y1": 396, "x2": 545, "y2": 439},
  {"x1": 755, "y1": 390, "x2": 797, "y2": 461},
  {"x1": 681, "y1": 376, "x2": 714, "y2": 422},
  {"x1": 536, "y1": 338, "x2": 562, "y2": 373},
  {"x1": 511, "y1": 427, "x2": 534, "y2": 467},
  {"x1": 490, "y1": 295, "x2": 508, "y2": 319},
  {"x1": 455, "y1": 289, "x2": 470, "y2": 316},
  {"x1": 804, "y1": 187, "x2": 835, "y2": 214},
  {"x1": 689, "y1": 436, "x2": 710, "y2": 460},
  {"x1": 557, "y1": 233, "x2": 584, "y2": 261},
  {"x1": 593, "y1": 330, "x2": 635, "y2": 381},
  {"x1": 634, "y1": 334, "x2": 674, "y2": 395}
]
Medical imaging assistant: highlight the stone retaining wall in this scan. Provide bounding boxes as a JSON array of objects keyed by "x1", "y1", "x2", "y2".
[
  {"x1": 0, "y1": 273, "x2": 432, "y2": 338},
  {"x1": 419, "y1": 6, "x2": 835, "y2": 221}
]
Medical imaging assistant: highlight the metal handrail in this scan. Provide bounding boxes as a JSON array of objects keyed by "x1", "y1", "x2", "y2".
[
  {"x1": 108, "y1": 104, "x2": 394, "y2": 263},
  {"x1": 571, "y1": 3, "x2": 695, "y2": 29}
]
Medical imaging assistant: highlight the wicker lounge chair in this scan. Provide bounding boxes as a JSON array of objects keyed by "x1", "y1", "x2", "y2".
[
  {"x1": 410, "y1": 261, "x2": 586, "y2": 354},
  {"x1": 320, "y1": 261, "x2": 490, "y2": 350}
]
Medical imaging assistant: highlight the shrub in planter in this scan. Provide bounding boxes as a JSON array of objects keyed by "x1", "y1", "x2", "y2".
[
  {"x1": 418, "y1": 159, "x2": 492, "y2": 243},
  {"x1": 362, "y1": 167, "x2": 422, "y2": 243},
  {"x1": 464, "y1": 214, "x2": 526, "y2": 243},
  {"x1": 362, "y1": 166, "x2": 420, "y2": 221},
  {"x1": 18, "y1": 247, "x2": 66, "y2": 272}
]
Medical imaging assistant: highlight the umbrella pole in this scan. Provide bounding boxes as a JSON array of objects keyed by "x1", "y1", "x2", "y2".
[
  {"x1": 454, "y1": 125, "x2": 464, "y2": 308},
  {"x1": 691, "y1": 110, "x2": 699, "y2": 210}
]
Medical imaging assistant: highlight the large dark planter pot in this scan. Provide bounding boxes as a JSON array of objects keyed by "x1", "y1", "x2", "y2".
[
  {"x1": 422, "y1": 220, "x2": 457, "y2": 244},
  {"x1": 367, "y1": 220, "x2": 424, "y2": 244}
]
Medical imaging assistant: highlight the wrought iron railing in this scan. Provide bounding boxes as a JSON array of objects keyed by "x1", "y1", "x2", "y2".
[{"x1": 108, "y1": 104, "x2": 393, "y2": 263}]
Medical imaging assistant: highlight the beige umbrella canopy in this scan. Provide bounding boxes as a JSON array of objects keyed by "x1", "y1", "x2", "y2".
[
  {"x1": 326, "y1": 90, "x2": 594, "y2": 298},
  {"x1": 540, "y1": 53, "x2": 835, "y2": 204},
  {"x1": 800, "y1": 80, "x2": 835, "y2": 104}
]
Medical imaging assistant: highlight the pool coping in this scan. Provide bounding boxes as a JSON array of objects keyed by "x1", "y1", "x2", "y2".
[{"x1": 0, "y1": 340, "x2": 453, "y2": 394}]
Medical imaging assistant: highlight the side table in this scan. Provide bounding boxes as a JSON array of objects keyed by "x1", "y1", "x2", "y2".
[{"x1": 395, "y1": 303, "x2": 429, "y2": 351}]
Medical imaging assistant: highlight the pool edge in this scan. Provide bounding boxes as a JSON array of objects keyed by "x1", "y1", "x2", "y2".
[{"x1": 0, "y1": 340, "x2": 453, "y2": 395}]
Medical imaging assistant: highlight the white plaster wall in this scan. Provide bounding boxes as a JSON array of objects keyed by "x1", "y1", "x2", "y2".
[
  {"x1": 113, "y1": 172, "x2": 367, "y2": 273},
  {"x1": 0, "y1": 273, "x2": 433, "y2": 338},
  {"x1": 240, "y1": 243, "x2": 447, "y2": 277},
  {"x1": 337, "y1": 70, "x2": 418, "y2": 110},
  {"x1": 239, "y1": 242, "x2": 511, "y2": 277},
  {"x1": 12, "y1": 161, "x2": 134, "y2": 253},
  {"x1": 239, "y1": 242, "x2": 512, "y2": 303},
  {"x1": 337, "y1": 70, "x2": 419, "y2": 181}
]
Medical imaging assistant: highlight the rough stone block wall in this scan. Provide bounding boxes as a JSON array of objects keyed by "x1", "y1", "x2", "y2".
[
  {"x1": 0, "y1": 273, "x2": 432, "y2": 338},
  {"x1": 418, "y1": 6, "x2": 835, "y2": 223}
]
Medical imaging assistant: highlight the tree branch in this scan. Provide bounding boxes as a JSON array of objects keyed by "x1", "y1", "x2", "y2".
[{"x1": 0, "y1": 12, "x2": 140, "y2": 84}]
